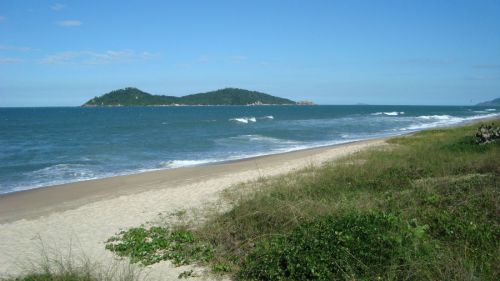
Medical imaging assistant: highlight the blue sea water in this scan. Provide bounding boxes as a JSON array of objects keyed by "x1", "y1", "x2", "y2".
[{"x1": 0, "y1": 105, "x2": 498, "y2": 194}]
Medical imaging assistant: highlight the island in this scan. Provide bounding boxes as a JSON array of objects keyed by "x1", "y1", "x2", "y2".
[
  {"x1": 476, "y1": 97, "x2": 500, "y2": 106},
  {"x1": 82, "y1": 87, "x2": 297, "y2": 106}
]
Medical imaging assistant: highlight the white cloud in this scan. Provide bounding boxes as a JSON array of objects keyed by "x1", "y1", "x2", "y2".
[
  {"x1": 472, "y1": 64, "x2": 500, "y2": 69},
  {"x1": 57, "y1": 20, "x2": 82, "y2": 27},
  {"x1": 389, "y1": 58, "x2": 454, "y2": 65},
  {"x1": 197, "y1": 54, "x2": 210, "y2": 63},
  {"x1": 0, "y1": 44, "x2": 32, "y2": 51},
  {"x1": 230, "y1": 55, "x2": 247, "y2": 63},
  {"x1": 0, "y1": 57, "x2": 23, "y2": 64},
  {"x1": 40, "y1": 50, "x2": 160, "y2": 65},
  {"x1": 176, "y1": 55, "x2": 211, "y2": 68},
  {"x1": 140, "y1": 51, "x2": 161, "y2": 60},
  {"x1": 177, "y1": 54, "x2": 249, "y2": 68},
  {"x1": 51, "y1": 3, "x2": 66, "y2": 11},
  {"x1": 464, "y1": 75, "x2": 500, "y2": 81}
]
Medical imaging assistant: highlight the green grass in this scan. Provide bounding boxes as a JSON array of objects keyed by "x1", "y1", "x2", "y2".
[{"x1": 104, "y1": 120, "x2": 500, "y2": 280}]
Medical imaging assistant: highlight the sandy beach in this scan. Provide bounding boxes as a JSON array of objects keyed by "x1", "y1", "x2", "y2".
[{"x1": 0, "y1": 138, "x2": 386, "y2": 279}]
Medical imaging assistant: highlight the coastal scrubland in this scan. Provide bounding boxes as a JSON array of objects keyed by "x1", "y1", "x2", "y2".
[{"x1": 6, "y1": 120, "x2": 499, "y2": 280}]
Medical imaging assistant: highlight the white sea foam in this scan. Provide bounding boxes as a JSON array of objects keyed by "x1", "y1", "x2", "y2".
[
  {"x1": 31, "y1": 164, "x2": 93, "y2": 178},
  {"x1": 230, "y1": 134, "x2": 300, "y2": 145},
  {"x1": 474, "y1": 109, "x2": 497, "y2": 114},
  {"x1": 371, "y1": 111, "x2": 404, "y2": 116},
  {"x1": 230, "y1": 116, "x2": 274, "y2": 123},
  {"x1": 230, "y1": 118, "x2": 249, "y2": 123},
  {"x1": 160, "y1": 159, "x2": 218, "y2": 169},
  {"x1": 156, "y1": 139, "x2": 357, "y2": 171},
  {"x1": 9, "y1": 163, "x2": 101, "y2": 193},
  {"x1": 230, "y1": 117, "x2": 257, "y2": 124},
  {"x1": 404, "y1": 113, "x2": 500, "y2": 131},
  {"x1": 417, "y1": 115, "x2": 453, "y2": 120}
]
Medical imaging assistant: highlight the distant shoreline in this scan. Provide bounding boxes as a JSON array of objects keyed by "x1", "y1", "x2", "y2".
[{"x1": 0, "y1": 137, "x2": 389, "y2": 223}]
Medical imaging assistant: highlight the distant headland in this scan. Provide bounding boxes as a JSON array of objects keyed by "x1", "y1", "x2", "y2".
[
  {"x1": 476, "y1": 97, "x2": 500, "y2": 106},
  {"x1": 82, "y1": 87, "x2": 312, "y2": 107}
]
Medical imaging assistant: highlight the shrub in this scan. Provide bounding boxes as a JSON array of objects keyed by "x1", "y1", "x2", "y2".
[
  {"x1": 475, "y1": 124, "x2": 500, "y2": 144},
  {"x1": 237, "y1": 212, "x2": 430, "y2": 281}
]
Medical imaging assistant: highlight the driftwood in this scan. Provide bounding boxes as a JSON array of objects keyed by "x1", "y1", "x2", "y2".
[{"x1": 475, "y1": 124, "x2": 500, "y2": 144}]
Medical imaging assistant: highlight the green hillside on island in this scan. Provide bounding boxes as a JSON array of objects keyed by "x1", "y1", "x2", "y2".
[
  {"x1": 476, "y1": 97, "x2": 500, "y2": 106},
  {"x1": 82, "y1": 87, "x2": 296, "y2": 106}
]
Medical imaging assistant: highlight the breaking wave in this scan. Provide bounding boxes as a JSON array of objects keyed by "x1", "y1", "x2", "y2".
[
  {"x1": 159, "y1": 159, "x2": 219, "y2": 169},
  {"x1": 8, "y1": 163, "x2": 101, "y2": 192},
  {"x1": 229, "y1": 115, "x2": 274, "y2": 123},
  {"x1": 371, "y1": 111, "x2": 405, "y2": 116},
  {"x1": 230, "y1": 117, "x2": 257, "y2": 123},
  {"x1": 401, "y1": 113, "x2": 500, "y2": 131}
]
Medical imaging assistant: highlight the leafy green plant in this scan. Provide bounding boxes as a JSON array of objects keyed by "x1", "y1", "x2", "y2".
[
  {"x1": 105, "y1": 226, "x2": 212, "y2": 266},
  {"x1": 211, "y1": 262, "x2": 232, "y2": 273}
]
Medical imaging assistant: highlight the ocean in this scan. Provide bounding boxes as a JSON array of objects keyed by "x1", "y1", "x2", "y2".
[{"x1": 0, "y1": 105, "x2": 498, "y2": 194}]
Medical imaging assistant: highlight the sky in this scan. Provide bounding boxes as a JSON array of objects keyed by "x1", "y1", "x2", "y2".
[{"x1": 0, "y1": 0, "x2": 499, "y2": 106}]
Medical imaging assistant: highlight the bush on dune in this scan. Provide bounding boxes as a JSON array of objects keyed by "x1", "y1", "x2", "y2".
[{"x1": 237, "y1": 212, "x2": 432, "y2": 281}]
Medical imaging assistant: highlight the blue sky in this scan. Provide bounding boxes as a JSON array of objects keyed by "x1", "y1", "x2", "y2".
[{"x1": 1, "y1": 0, "x2": 499, "y2": 106}]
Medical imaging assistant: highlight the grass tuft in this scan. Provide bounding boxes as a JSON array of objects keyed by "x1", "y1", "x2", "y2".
[{"x1": 3, "y1": 251, "x2": 140, "y2": 281}]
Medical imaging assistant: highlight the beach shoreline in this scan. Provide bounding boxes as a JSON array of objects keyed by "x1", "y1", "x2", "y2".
[
  {"x1": 0, "y1": 137, "x2": 388, "y2": 224},
  {"x1": 1, "y1": 115, "x2": 498, "y2": 224}
]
